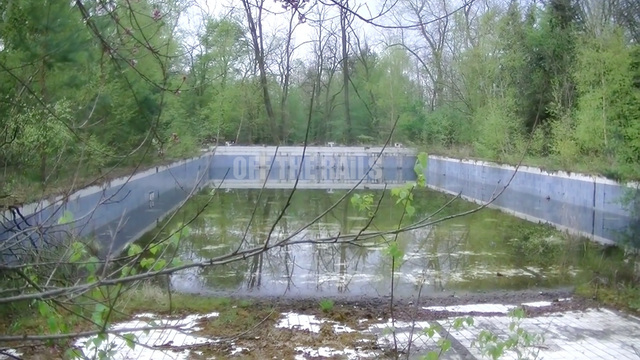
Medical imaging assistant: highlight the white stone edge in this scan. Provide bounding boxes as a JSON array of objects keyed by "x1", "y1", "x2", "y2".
[
  {"x1": 425, "y1": 183, "x2": 617, "y2": 246},
  {"x1": 429, "y1": 155, "x2": 640, "y2": 189},
  {"x1": 205, "y1": 180, "x2": 408, "y2": 190},
  {"x1": 212, "y1": 146, "x2": 417, "y2": 153}
]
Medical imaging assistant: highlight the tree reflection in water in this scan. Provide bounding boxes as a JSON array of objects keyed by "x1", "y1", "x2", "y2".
[{"x1": 138, "y1": 188, "x2": 615, "y2": 298}]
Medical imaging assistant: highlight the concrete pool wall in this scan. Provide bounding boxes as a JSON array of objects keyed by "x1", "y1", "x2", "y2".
[
  {"x1": 1, "y1": 147, "x2": 636, "y2": 257},
  {"x1": 425, "y1": 155, "x2": 637, "y2": 245},
  {"x1": 0, "y1": 153, "x2": 215, "y2": 256}
]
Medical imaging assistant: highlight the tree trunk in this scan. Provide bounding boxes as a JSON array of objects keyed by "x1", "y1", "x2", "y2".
[
  {"x1": 279, "y1": 12, "x2": 296, "y2": 144},
  {"x1": 40, "y1": 59, "x2": 48, "y2": 184},
  {"x1": 340, "y1": 1, "x2": 353, "y2": 144},
  {"x1": 242, "y1": 0, "x2": 280, "y2": 144}
]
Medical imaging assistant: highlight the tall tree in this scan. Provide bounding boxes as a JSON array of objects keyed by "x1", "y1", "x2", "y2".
[
  {"x1": 241, "y1": 0, "x2": 280, "y2": 144},
  {"x1": 340, "y1": 0, "x2": 353, "y2": 144}
]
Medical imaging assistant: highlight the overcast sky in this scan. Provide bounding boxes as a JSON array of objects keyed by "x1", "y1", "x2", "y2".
[{"x1": 177, "y1": 0, "x2": 389, "y2": 61}]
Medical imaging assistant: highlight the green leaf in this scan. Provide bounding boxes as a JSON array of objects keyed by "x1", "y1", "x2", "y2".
[
  {"x1": 399, "y1": 189, "x2": 408, "y2": 200},
  {"x1": 350, "y1": 194, "x2": 361, "y2": 206},
  {"x1": 140, "y1": 258, "x2": 155, "y2": 269},
  {"x1": 69, "y1": 251, "x2": 82, "y2": 263},
  {"x1": 123, "y1": 333, "x2": 136, "y2": 349},
  {"x1": 92, "y1": 336, "x2": 103, "y2": 348},
  {"x1": 424, "y1": 351, "x2": 439, "y2": 360},
  {"x1": 424, "y1": 326, "x2": 436, "y2": 338},
  {"x1": 38, "y1": 301, "x2": 49, "y2": 317},
  {"x1": 465, "y1": 317, "x2": 474, "y2": 326},
  {"x1": 440, "y1": 339, "x2": 452, "y2": 352},
  {"x1": 92, "y1": 303, "x2": 108, "y2": 325},
  {"x1": 86, "y1": 257, "x2": 100, "y2": 274},
  {"x1": 58, "y1": 210, "x2": 74, "y2": 225},
  {"x1": 91, "y1": 288, "x2": 103, "y2": 300},
  {"x1": 47, "y1": 316, "x2": 59, "y2": 333},
  {"x1": 121, "y1": 266, "x2": 132, "y2": 277},
  {"x1": 92, "y1": 312, "x2": 104, "y2": 326},
  {"x1": 405, "y1": 205, "x2": 415, "y2": 216},
  {"x1": 453, "y1": 317, "x2": 464, "y2": 329},
  {"x1": 128, "y1": 244, "x2": 143, "y2": 257},
  {"x1": 153, "y1": 259, "x2": 167, "y2": 271},
  {"x1": 95, "y1": 303, "x2": 108, "y2": 313},
  {"x1": 69, "y1": 242, "x2": 85, "y2": 262},
  {"x1": 417, "y1": 152, "x2": 428, "y2": 168},
  {"x1": 386, "y1": 242, "x2": 404, "y2": 261}
]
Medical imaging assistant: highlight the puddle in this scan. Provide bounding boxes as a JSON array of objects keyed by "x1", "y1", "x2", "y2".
[
  {"x1": 138, "y1": 188, "x2": 621, "y2": 298},
  {"x1": 73, "y1": 313, "x2": 220, "y2": 360},
  {"x1": 294, "y1": 346, "x2": 377, "y2": 359},
  {"x1": 0, "y1": 349, "x2": 22, "y2": 360},
  {"x1": 276, "y1": 312, "x2": 356, "y2": 333},
  {"x1": 268, "y1": 311, "x2": 444, "y2": 358}
]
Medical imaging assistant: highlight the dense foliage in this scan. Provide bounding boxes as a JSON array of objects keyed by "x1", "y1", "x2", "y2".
[{"x1": 1, "y1": 0, "x2": 639, "y2": 205}]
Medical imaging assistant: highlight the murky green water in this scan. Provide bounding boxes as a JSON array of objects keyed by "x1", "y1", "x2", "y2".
[{"x1": 140, "y1": 187, "x2": 624, "y2": 298}]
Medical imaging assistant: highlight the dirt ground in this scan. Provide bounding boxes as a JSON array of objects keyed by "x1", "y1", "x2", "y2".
[
  {"x1": 183, "y1": 288, "x2": 601, "y2": 359},
  {"x1": 3, "y1": 288, "x2": 604, "y2": 360},
  {"x1": 215, "y1": 287, "x2": 598, "y2": 320}
]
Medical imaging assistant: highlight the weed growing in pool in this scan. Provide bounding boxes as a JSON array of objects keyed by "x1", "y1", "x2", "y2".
[
  {"x1": 319, "y1": 299, "x2": 335, "y2": 313},
  {"x1": 472, "y1": 308, "x2": 545, "y2": 360}
]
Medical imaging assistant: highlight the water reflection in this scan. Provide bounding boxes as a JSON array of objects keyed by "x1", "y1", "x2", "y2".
[{"x1": 140, "y1": 187, "x2": 617, "y2": 298}]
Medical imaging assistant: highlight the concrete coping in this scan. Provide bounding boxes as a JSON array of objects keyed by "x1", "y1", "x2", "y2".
[
  {"x1": 206, "y1": 180, "x2": 408, "y2": 190},
  {"x1": 429, "y1": 155, "x2": 640, "y2": 189},
  {"x1": 211, "y1": 146, "x2": 418, "y2": 156}
]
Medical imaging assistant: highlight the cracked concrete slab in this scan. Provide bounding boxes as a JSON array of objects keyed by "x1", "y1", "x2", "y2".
[{"x1": 441, "y1": 308, "x2": 640, "y2": 360}]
